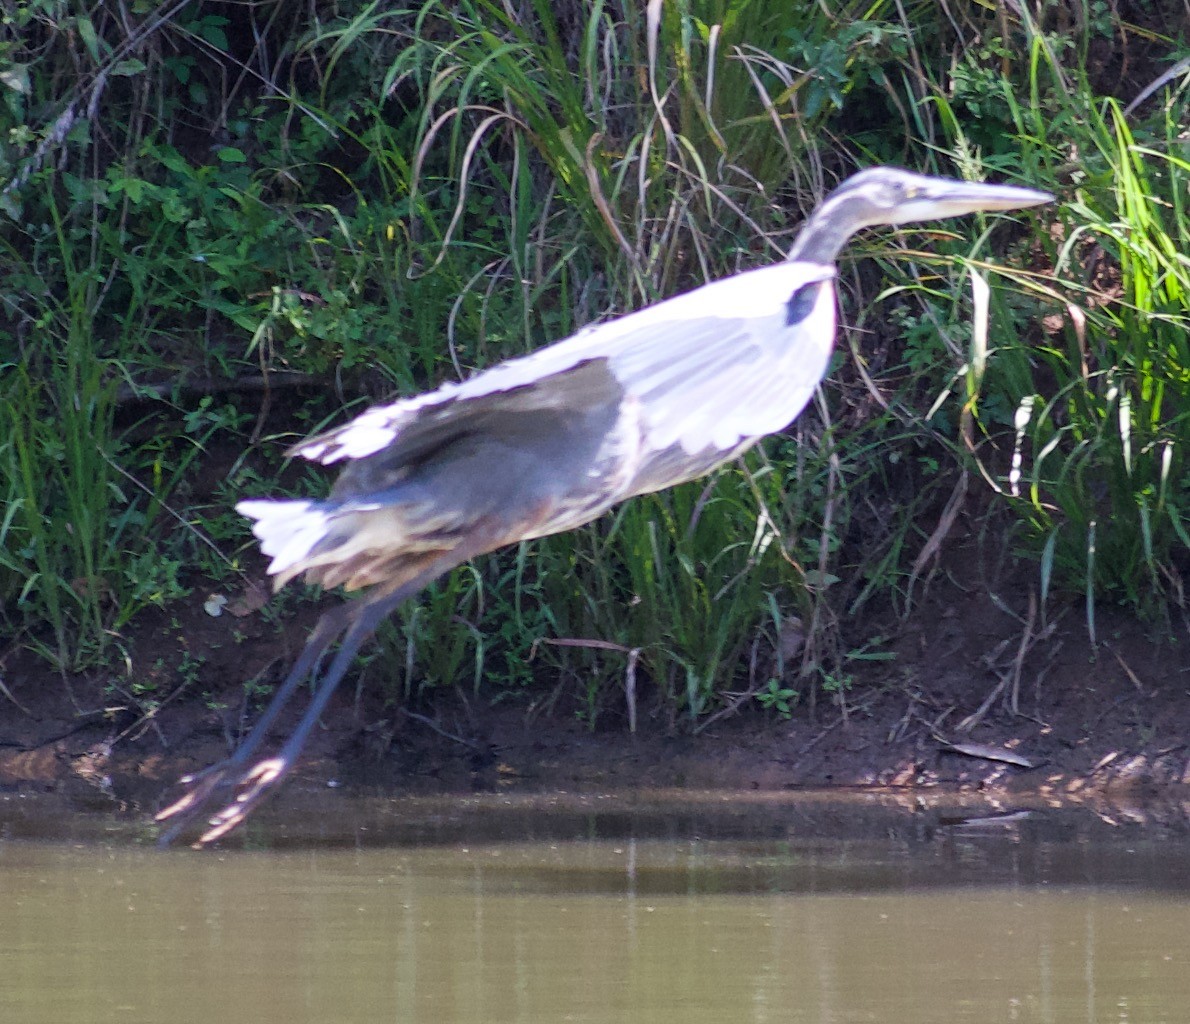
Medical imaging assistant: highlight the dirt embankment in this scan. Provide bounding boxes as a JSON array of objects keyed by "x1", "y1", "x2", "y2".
[{"x1": 2, "y1": 529, "x2": 1187, "y2": 834}]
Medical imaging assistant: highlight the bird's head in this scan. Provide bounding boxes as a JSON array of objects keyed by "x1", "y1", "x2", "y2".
[
  {"x1": 838, "y1": 166, "x2": 1052, "y2": 227},
  {"x1": 789, "y1": 166, "x2": 1052, "y2": 263}
]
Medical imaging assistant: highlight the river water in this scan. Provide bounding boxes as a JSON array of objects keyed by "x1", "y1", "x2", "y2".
[{"x1": 2, "y1": 788, "x2": 1189, "y2": 1023}]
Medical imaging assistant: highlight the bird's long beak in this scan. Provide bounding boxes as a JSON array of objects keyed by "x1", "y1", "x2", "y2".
[{"x1": 893, "y1": 179, "x2": 1053, "y2": 223}]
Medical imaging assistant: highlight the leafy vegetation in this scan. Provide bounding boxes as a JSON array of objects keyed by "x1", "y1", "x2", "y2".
[{"x1": 1, "y1": 1, "x2": 1186, "y2": 724}]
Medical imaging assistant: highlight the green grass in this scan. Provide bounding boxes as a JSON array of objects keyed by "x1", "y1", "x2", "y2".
[
  {"x1": 955, "y1": 26, "x2": 1190, "y2": 630},
  {"x1": 1, "y1": 0, "x2": 1186, "y2": 721}
]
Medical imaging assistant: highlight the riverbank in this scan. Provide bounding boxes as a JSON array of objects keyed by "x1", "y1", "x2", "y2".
[{"x1": 3, "y1": 537, "x2": 1184, "y2": 840}]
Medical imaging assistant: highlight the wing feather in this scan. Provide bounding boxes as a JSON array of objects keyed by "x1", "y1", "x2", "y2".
[
  {"x1": 294, "y1": 259, "x2": 836, "y2": 467},
  {"x1": 609, "y1": 275, "x2": 837, "y2": 454}
]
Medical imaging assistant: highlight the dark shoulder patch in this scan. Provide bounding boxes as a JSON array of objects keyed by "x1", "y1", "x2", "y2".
[{"x1": 785, "y1": 280, "x2": 825, "y2": 327}]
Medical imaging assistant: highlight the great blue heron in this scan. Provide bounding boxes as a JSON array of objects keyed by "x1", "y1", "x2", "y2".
[{"x1": 157, "y1": 167, "x2": 1051, "y2": 845}]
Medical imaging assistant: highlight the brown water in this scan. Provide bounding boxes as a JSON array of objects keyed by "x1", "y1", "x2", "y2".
[{"x1": 3, "y1": 789, "x2": 1190, "y2": 1023}]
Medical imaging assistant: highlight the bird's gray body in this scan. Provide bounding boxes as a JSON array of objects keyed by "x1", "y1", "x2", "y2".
[
  {"x1": 160, "y1": 166, "x2": 1051, "y2": 846},
  {"x1": 239, "y1": 261, "x2": 838, "y2": 593}
]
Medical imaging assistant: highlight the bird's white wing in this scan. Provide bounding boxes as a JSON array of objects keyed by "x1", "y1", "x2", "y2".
[
  {"x1": 606, "y1": 262, "x2": 837, "y2": 455},
  {"x1": 295, "y1": 259, "x2": 836, "y2": 466}
]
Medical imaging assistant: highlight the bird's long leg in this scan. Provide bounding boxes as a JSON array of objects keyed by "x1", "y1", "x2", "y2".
[
  {"x1": 157, "y1": 548, "x2": 480, "y2": 848},
  {"x1": 155, "y1": 604, "x2": 355, "y2": 846},
  {"x1": 183, "y1": 583, "x2": 417, "y2": 846}
]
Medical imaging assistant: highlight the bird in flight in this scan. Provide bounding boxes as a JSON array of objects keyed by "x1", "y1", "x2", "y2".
[{"x1": 157, "y1": 166, "x2": 1051, "y2": 846}]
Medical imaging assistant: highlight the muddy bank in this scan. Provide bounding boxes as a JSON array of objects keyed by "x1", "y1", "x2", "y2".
[{"x1": 1, "y1": 542, "x2": 1187, "y2": 842}]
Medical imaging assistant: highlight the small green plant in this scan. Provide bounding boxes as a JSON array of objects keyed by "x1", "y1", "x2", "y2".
[
  {"x1": 383, "y1": 564, "x2": 486, "y2": 696},
  {"x1": 0, "y1": 227, "x2": 124, "y2": 668},
  {"x1": 819, "y1": 670, "x2": 854, "y2": 696},
  {"x1": 177, "y1": 650, "x2": 206, "y2": 690},
  {"x1": 756, "y1": 678, "x2": 798, "y2": 719}
]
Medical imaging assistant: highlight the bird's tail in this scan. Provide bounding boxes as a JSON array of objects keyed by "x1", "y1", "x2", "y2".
[
  {"x1": 238, "y1": 496, "x2": 451, "y2": 592},
  {"x1": 237, "y1": 499, "x2": 334, "y2": 590}
]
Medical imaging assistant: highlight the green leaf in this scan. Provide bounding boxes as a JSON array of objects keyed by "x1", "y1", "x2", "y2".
[
  {"x1": 199, "y1": 18, "x2": 230, "y2": 51},
  {"x1": 0, "y1": 64, "x2": 30, "y2": 94},
  {"x1": 76, "y1": 15, "x2": 101, "y2": 63},
  {"x1": 110, "y1": 59, "x2": 147, "y2": 77}
]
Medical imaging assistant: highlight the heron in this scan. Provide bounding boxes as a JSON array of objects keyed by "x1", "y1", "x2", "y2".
[{"x1": 157, "y1": 167, "x2": 1051, "y2": 845}]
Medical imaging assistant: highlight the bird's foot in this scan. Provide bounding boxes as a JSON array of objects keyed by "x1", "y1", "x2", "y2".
[{"x1": 155, "y1": 755, "x2": 291, "y2": 848}]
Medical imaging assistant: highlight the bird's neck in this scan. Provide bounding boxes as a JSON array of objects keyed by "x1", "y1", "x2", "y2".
[{"x1": 786, "y1": 190, "x2": 878, "y2": 264}]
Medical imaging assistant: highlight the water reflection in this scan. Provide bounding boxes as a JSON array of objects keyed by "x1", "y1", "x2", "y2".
[{"x1": 2, "y1": 791, "x2": 1190, "y2": 1023}]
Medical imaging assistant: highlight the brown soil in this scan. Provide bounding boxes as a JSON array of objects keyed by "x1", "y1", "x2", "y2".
[{"x1": 2, "y1": 521, "x2": 1187, "y2": 839}]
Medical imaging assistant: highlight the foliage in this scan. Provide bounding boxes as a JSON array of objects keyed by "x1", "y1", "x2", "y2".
[
  {"x1": 928, "y1": 17, "x2": 1190, "y2": 630},
  {"x1": 1, "y1": 0, "x2": 1186, "y2": 720}
]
